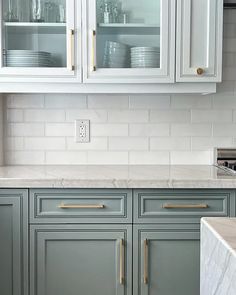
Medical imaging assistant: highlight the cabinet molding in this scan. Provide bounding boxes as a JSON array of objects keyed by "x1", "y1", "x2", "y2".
[
  {"x1": 176, "y1": 0, "x2": 223, "y2": 82},
  {"x1": 30, "y1": 224, "x2": 132, "y2": 295},
  {"x1": 0, "y1": 189, "x2": 28, "y2": 295}
]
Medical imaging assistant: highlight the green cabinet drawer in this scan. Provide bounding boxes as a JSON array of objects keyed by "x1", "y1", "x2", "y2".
[
  {"x1": 30, "y1": 189, "x2": 132, "y2": 223},
  {"x1": 134, "y1": 189, "x2": 235, "y2": 223}
]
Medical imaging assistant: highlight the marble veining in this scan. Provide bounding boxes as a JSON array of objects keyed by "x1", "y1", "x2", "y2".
[
  {"x1": 0, "y1": 165, "x2": 235, "y2": 188},
  {"x1": 201, "y1": 218, "x2": 236, "y2": 295}
]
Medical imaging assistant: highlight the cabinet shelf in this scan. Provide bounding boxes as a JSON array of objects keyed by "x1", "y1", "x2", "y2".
[
  {"x1": 4, "y1": 22, "x2": 66, "y2": 34},
  {"x1": 98, "y1": 23, "x2": 159, "y2": 28},
  {"x1": 98, "y1": 23, "x2": 160, "y2": 35}
]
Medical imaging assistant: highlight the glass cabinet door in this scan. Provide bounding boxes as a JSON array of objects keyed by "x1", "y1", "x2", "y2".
[
  {"x1": 0, "y1": 0, "x2": 79, "y2": 79},
  {"x1": 84, "y1": 0, "x2": 175, "y2": 83}
]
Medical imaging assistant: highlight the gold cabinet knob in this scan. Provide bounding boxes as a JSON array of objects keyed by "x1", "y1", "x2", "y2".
[{"x1": 196, "y1": 68, "x2": 204, "y2": 75}]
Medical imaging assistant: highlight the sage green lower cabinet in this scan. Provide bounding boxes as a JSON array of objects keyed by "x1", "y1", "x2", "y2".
[
  {"x1": 0, "y1": 189, "x2": 28, "y2": 295},
  {"x1": 133, "y1": 225, "x2": 200, "y2": 295},
  {"x1": 30, "y1": 224, "x2": 132, "y2": 295}
]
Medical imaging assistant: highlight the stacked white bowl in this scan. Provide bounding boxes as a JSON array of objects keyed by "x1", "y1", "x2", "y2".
[
  {"x1": 103, "y1": 41, "x2": 130, "y2": 68},
  {"x1": 131, "y1": 47, "x2": 160, "y2": 68},
  {"x1": 6, "y1": 50, "x2": 52, "y2": 67}
]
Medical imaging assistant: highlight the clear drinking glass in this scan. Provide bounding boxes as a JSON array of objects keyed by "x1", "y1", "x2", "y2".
[
  {"x1": 31, "y1": 0, "x2": 44, "y2": 22},
  {"x1": 4, "y1": 0, "x2": 19, "y2": 21}
]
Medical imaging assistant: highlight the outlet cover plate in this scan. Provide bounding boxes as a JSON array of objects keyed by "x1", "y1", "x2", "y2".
[{"x1": 75, "y1": 119, "x2": 90, "y2": 143}]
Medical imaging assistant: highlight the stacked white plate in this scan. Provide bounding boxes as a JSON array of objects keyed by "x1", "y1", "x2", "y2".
[
  {"x1": 103, "y1": 41, "x2": 130, "y2": 68},
  {"x1": 131, "y1": 47, "x2": 160, "y2": 68},
  {"x1": 6, "y1": 50, "x2": 52, "y2": 67}
]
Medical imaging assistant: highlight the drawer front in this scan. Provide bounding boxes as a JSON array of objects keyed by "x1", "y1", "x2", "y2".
[
  {"x1": 134, "y1": 189, "x2": 235, "y2": 223},
  {"x1": 30, "y1": 189, "x2": 132, "y2": 223}
]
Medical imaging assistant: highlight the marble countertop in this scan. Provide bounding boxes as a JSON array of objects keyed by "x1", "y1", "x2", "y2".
[
  {"x1": 202, "y1": 218, "x2": 236, "y2": 257},
  {"x1": 0, "y1": 165, "x2": 236, "y2": 188},
  {"x1": 201, "y1": 218, "x2": 236, "y2": 295}
]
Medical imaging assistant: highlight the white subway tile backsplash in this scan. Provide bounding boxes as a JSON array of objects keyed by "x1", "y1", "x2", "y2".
[
  {"x1": 213, "y1": 95, "x2": 236, "y2": 109},
  {"x1": 171, "y1": 95, "x2": 212, "y2": 109},
  {"x1": 66, "y1": 110, "x2": 107, "y2": 123},
  {"x1": 5, "y1": 137, "x2": 24, "y2": 151},
  {"x1": 88, "y1": 95, "x2": 129, "y2": 109},
  {"x1": 171, "y1": 124, "x2": 212, "y2": 137},
  {"x1": 7, "y1": 109, "x2": 24, "y2": 122},
  {"x1": 109, "y1": 137, "x2": 148, "y2": 151},
  {"x1": 150, "y1": 110, "x2": 191, "y2": 123},
  {"x1": 46, "y1": 151, "x2": 87, "y2": 165},
  {"x1": 150, "y1": 137, "x2": 191, "y2": 151},
  {"x1": 45, "y1": 123, "x2": 74, "y2": 136},
  {"x1": 92, "y1": 124, "x2": 128, "y2": 137},
  {"x1": 129, "y1": 151, "x2": 170, "y2": 165},
  {"x1": 5, "y1": 151, "x2": 45, "y2": 165},
  {"x1": 67, "y1": 137, "x2": 108, "y2": 151},
  {"x1": 129, "y1": 95, "x2": 170, "y2": 109},
  {"x1": 213, "y1": 124, "x2": 236, "y2": 136},
  {"x1": 129, "y1": 124, "x2": 170, "y2": 137},
  {"x1": 24, "y1": 109, "x2": 65, "y2": 122},
  {"x1": 45, "y1": 94, "x2": 87, "y2": 109},
  {"x1": 170, "y1": 151, "x2": 213, "y2": 165},
  {"x1": 88, "y1": 151, "x2": 128, "y2": 165},
  {"x1": 8, "y1": 123, "x2": 44, "y2": 137},
  {"x1": 191, "y1": 137, "x2": 233, "y2": 150},
  {"x1": 108, "y1": 110, "x2": 148, "y2": 123},
  {"x1": 7, "y1": 94, "x2": 44, "y2": 108},
  {"x1": 25, "y1": 137, "x2": 66, "y2": 150},
  {"x1": 191, "y1": 110, "x2": 232, "y2": 123}
]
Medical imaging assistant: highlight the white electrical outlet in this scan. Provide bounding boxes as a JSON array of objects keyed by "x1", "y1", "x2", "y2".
[{"x1": 75, "y1": 120, "x2": 90, "y2": 143}]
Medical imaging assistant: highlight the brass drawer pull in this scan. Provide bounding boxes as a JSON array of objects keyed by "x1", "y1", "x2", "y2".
[
  {"x1": 143, "y1": 239, "x2": 148, "y2": 284},
  {"x1": 163, "y1": 203, "x2": 208, "y2": 209},
  {"x1": 58, "y1": 203, "x2": 105, "y2": 209},
  {"x1": 68, "y1": 29, "x2": 75, "y2": 71},
  {"x1": 92, "y1": 30, "x2": 96, "y2": 71},
  {"x1": 120, "y1": 239, "x2": 124, "y2": 285}
]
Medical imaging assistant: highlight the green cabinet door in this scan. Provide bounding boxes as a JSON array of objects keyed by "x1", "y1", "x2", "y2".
[
  {"x1": 30, "y1": 224, "x2": 132, "y2": 295},
  {"x1": 134, "y1": 225, "x2": 200, "y2": 295},
  {"x1": 0, "y1": 189, "x2": 28, "y2": 295}
]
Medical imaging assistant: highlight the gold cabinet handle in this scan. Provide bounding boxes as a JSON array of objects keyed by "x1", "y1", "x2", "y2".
[
  {"x1": 68, "y1": 29, "x2": 75, "y2": 71},
  {"x1": 120, "y1": 239, "x2": 124, "y2": 285},
  {"x1": 92, "y1": 30, "x2": 96, "y2": 71},
  {"x1": 163, "y1": 203, "x2": 208, "y2": 209},
  {"x1": 196, "y1": 68, "x2": 204, "y2": 75},
  {"x1": 58, "y1": 203, "x2": 105, "y2": 209},
  {"x1": 143, "y1": 239, "x2": 148, "y2": 284}
]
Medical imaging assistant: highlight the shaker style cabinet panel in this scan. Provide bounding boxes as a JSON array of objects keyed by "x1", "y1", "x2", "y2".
[
  {"x1": 30, "y1": 225, "x2": 132, "y2": 295},
  {"x1": 133, "y1": 225, "x2": 200, "y2": 295},
  {"x1": 0, "y1": 0, "x2": 81, "y2": 82},
  {"x1": 82, "y1": 0, "x2": 175, "y2": 83},
  {"x1": 134, "y1": 189, "x2": 235, "y2": 224},
  {"x1": 30, "y1": 188, "x2": 132, "y2": 223},
  {"x1": 0, "y1": 189, "x2": 28, "y2": 295},
  {"x1": 176, "y1": 0, "x2": 223, "y2": 82}
]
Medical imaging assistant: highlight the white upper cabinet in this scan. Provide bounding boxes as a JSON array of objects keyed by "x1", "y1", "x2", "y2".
[
  {"x1": 82, "y1": 0, "x2": 176, "y2": 83},
  {"x1": 176, "y1": 0, "x2": 223, "y2": 82},
  {"x1": 0, "y1": 0, "x2": 81, "y2": 82},
  {"x1": 0, "y1": 0, "x2": 224, "y2": 92}
]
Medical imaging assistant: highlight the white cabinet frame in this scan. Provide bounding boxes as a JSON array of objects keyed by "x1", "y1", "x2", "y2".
[
  {"x1": 176, "y1": 0, "x2": 223, "y2": 82},
  {"x1": 0, "y1": 0, "x2": 82, "y2": 83},
  {"x1": 82, "y1": 0, "x2": 176, "y2": 84}
]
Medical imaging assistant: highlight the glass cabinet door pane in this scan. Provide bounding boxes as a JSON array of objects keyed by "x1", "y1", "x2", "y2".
[
  {"x1": 96, "y1": 0, "x2": 160, "y2": 70},
  {"x1": 2, "y1": 0, "x2": 68, "y2": 68}
]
